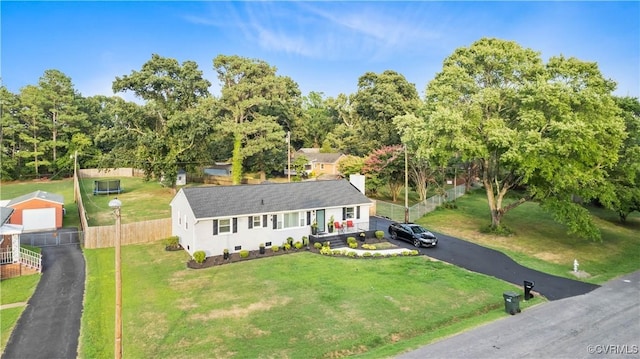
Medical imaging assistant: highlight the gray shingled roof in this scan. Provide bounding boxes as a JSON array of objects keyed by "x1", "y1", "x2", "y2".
[
  {"x1": 182, "y1": 180, "x2": 371, "y2": 219},
  {"x1": 1, "y1": 207, "x2": 14, "y2": 225},
  {"x1": 294, "y1": 151, "x2": 343, "y2": 164},
  {"x1": 7, "y1": 190, "x2": 64, "y2": 206}
]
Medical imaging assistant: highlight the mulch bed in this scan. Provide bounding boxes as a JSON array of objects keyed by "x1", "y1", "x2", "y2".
[{"x1": 185, "y1": 237, "x2": 396, "y2": 269}]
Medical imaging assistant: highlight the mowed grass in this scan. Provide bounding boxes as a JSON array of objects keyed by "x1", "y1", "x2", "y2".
[
  {"x1": 77, "y1": 177, "x2": 176, "y2": 225},
  {"x1": 0, "y1": 275, "x2": 41, "y2": 348},
  {"x1": 80, "y1": 242, "x2": 541, "y2": 358},
  {"x1": 420, "y1": 190, "x2": 640, "y2": 284}
]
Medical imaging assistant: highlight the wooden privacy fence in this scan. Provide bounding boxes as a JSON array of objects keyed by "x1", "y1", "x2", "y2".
[
  {"x1": 75, "y1": 168, "x2": 172, "y2": 249},
  {"x1": 83, "y1": 218, "x2": 172, "y2": 249}
]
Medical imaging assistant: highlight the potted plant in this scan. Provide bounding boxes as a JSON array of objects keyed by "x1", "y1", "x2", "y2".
[
  {"x1": 223, "y1": 248, "x2": 230, "y2": 260},
  {"x1": 359, "y1": 232, "x2": 366, "y2": 241},
  {"x1": 311, "y1": 221, "x2": 318, "y2": 235},
  {"x1": 259, "y1": 243, "x2": 265, "y2": 254},
  {"x1": 327, "y1": 215, "x2": 335, "y2": 233}
]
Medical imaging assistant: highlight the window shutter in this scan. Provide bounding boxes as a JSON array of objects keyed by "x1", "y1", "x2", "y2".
[
  {"x1": 263, "y1": 214, "x2": 268, "y2": 227},
  {"x1": 213, "y1": 220, "x2": 218, "y2": 235},
  {"x1": 233, "y1": 218, "x2": 238, "y2": 233},
  {"x1": 306, "y1": 211, "x2": 311, "y2": 225},
  {"x1": 272, "y1": 215, "x2": 277, "y2": 229},
  {"x1": 357, "y1": 206, "x2": 361, "y2": 219},
  {"x1": 342, "y1": 207, "x2": 346, "y2": 220},
  {"x1": 248, "y1": 217, "x2": 253, "y2": 229}
]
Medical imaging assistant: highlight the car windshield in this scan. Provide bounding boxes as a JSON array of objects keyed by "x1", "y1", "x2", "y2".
[{"x1": 410, "y1": 226, "x2": 427, "y2": 234}]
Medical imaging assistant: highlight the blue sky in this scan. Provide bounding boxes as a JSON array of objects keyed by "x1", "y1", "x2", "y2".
[{"x1": 2, "y1": 1, "x2": 638, "y2": 101}]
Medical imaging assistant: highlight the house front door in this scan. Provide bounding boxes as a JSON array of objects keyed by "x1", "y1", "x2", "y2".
[{"x1": 316, "y1": 210, "x2": 326, "y2": 233}]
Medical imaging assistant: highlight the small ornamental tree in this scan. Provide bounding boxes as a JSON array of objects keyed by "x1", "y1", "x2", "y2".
[{"x1": 363, "y1": 145, "x2": 405, "y2": 202}]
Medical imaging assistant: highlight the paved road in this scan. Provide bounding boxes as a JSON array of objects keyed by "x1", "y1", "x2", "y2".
[
  {"x1": 2, "y1": 244, "x2": 85, "y2": 359},
  {"x1": 397, "y1": 270, "x2": 640, "y2": 358},
  {"x1": 370, "y1": 217, "x2": 600, "y2": 300}
]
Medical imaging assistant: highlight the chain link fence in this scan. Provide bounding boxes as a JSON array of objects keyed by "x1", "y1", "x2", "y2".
[{"x1": 375, "y1": 184, "x2": 468, "y2": 222}]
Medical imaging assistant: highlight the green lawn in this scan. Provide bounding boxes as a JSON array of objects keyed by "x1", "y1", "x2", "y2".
[
  {"x1": 420, "y1": 189, "x2": 640, "y2": 284},
  {"x1": 80, "y1": 243, "x2": 542, "y2": 358},
  {"x1": 77, "y1": 177, "x2": 176, "y2": 225},
  {"x1": 0, "y1": 275, "x2": 41, "y2": 348}
]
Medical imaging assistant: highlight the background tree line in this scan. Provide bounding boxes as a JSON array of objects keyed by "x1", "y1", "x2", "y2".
[{"x1": 1, "y1": 38, "x2": 638, "y2": 239}]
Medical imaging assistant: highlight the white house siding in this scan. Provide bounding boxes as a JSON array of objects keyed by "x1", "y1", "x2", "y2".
[
  {"x1": 169, "y1": 191, "x2": 198, "y2": 255},
  {"x1": 170, "y1": 181, "x2": 373, "y2": 258}
]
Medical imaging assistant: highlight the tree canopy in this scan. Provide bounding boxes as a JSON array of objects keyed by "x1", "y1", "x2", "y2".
[{"x1": 414, "y1": 37, "x2": 626, "y2": 240}]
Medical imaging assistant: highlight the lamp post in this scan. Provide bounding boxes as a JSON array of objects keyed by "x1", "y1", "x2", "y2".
[
  {"x1": 404, "y1": 144, "x2": 409, "y2": 223},
  {"x1": 108, "y1": 198, "x2": 122, "y2": 359}
]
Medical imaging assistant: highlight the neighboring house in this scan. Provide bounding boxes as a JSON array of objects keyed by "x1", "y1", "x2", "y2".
[
  {"x1": 292, "y1": 148, "x2": 345, "y2": 176},
  {"x1": 170, "y1": 179, "x2": 372, "y2": 257},
  {"x1": 4, "y1": 190, "x2": 64, "y2": 232}
]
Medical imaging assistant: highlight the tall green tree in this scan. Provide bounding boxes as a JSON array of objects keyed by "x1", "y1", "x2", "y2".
[
  {"x1": 213, "y1": 55, "x2": 301, "y2": 184},
  {"x1": 422, "y1": 38, "x2": 625, "y2": 240},
  {"x1": 353, "y1": 70, "x2": 420, "y2": 153},
  {"x1": 0, "y1": 86, "x2": 22, "y2": 179},
  {"x1": 297, "y1": 91, "x2": 334, "y2": 148},
  {"x1": 17, "y1": 85, "x2": 50, "y2": 176},
  {"x1": 608, "y1": 97, "x2": 640, "y2": 221},
  {"x1": 112, "y1": 54, "x2": 211, "y2": 187},
  {"x1": 37, "y1": 69, "x2": 88, "y2": 171}
]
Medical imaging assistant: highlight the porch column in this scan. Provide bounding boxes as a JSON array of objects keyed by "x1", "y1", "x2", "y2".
[{"x1": 11, "y1": 234, "x2": 20, "y2": 263}]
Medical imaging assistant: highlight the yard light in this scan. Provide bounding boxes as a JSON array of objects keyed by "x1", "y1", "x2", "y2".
[{"x1": 108, "y1": 198, "x2": 123, "y2": 359}]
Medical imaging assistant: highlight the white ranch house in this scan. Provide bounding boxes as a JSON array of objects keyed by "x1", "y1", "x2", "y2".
[{"x1": 170, "y1": 178, "x2": 372, "y2": 257}]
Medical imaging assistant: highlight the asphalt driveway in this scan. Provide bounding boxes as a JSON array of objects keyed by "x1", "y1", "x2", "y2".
[
  {"x1": 370, "y1": 217, "x2": 600, "y2": 300},
  {"x1": 2, "y1": 244, "x2": 85, "y2": 359}
]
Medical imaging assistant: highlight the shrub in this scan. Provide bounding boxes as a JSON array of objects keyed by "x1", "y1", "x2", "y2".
[
  {"x1": 402, "y1": 251, "x2": 412, "y2": 256},
  {"x1": 324, "y1": 241, "x2": 330, "y2": 248},
  {"x1": 375, "y1": 230, "x2": 384, "y2": 240},
  {"x1": 347, "y1": 251, "x2": 357, "y2": 258},
  {"x1": 313, "y1": 242, "x2": 322, "y2": 249},
  {"x1": 164, "y1": 236, "x2": 179, "y2": 247},
  {"x1": 193, "y1": 251, "x2": 206, "y2": 264},
  {"x1": 294, "y1": 241, "x2": 303, "y2": 250},
  {"x1": 284, "y1": 243, "x2": 292, "y2": 251},
  {"x1": 373, "y1": 252, "x2": 382, "y2": 257},
  {"x1": 332, "y1": 249, "x2": 342, "y2": 256},
  {"x1": 410, "y1": 250, "x2": 419, "y2": 256},
  {"x1": 347, "y1": 236, "x2": 357, "y2": 245},
  {"x1": 239, "y1": 250, "x2": 250, "y2": 258},
  {"x1": 362, "y1": 252, "x2": 372, "y2": 257},
  {"x1": 320, "y1": 246, "x2": 332, "y2": 255},
  {"x1": 272, "y1": 245, "x2": 280, "y2": 252},
  {"x1": 362, "y1": 244, "x2": 376, "y2": 250},
  {"x1": 348, "y1": 242, "x2": 358, "y2": 249}
]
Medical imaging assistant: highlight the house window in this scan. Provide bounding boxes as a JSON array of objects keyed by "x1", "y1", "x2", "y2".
[
  {"x1": 277, "y1": 212, "x2": 304, "y2": 229},
  {"x1": 345, "y1": 207, "x2": 355, "y2": 219},
  {"x1": 219, "y1": 219, "x2": 231, "y2": 233},
  {"x1": 252, "y1": 216, "x2": 261, "y2": 228}
]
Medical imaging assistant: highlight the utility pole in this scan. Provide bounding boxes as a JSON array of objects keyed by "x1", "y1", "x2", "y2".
[
  {"x1": 109, "y1": 199, "x2": 123, "y2": 359},
  {"x1": 404, "y1": 144, "x2": 409, "y2": 223},
  {"x1": 287, "y1": 131, "x2": 291, "y2": 182}
]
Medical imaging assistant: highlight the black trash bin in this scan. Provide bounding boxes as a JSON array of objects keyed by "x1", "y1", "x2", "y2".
[
  {"x1": 503, "y1": 291, "x2": 521, "y2": 315},
  {"x1": 524, "y1": 280, "x2": 535, "y2": 300}
]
